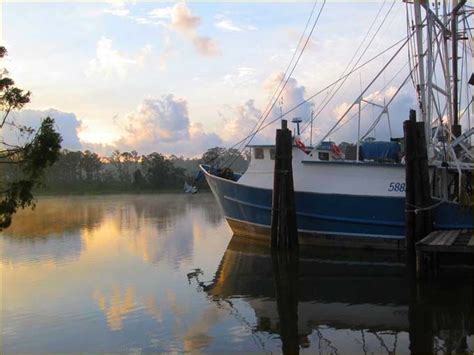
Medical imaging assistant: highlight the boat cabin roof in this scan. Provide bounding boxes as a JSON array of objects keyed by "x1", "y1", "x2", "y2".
[{"x1": 247, "y1": 144, "x2": 275, "y2": 148}]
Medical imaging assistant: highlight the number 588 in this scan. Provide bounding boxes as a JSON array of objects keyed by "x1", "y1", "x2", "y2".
[{"x1": 388, "y1": 182, "x2": 405, "y2": 192}]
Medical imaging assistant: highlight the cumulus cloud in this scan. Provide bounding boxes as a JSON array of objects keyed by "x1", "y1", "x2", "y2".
[
  {"x1": 169, "y1": 2, "x2": 201, "y2": 34},
  {"x1": 86, "y1": 36, "x2": 152, "y2": 78},
  {"x1": 217, "y1": 73, "x2": 313, "y2": 145},
  {"x1": 220, "y1": 99, "x2": 264, "y2": 143},
  {"x1": 148, "y1": 2, "x2": 220, "y2": 57},
  {"x1": 192, "y1": 36, "x2": 220, "y2": 57},
  {"x1": 102, "y1": 2, "x2": 219, "y2": 59},
  {"x1": 214, "y1": 15, "x2": 257, "y2": 32},
  {"x1": 148, "y1": 7, "x2": 174, "y2": 20},
  {"x1": 158, "y1": 36, "x2": 174, "y2": 71},
  {"x1": 116, "y1": 95, "x2": 222, "y2": 156},
  {"x1": 103, "y1": 1, "x2": 129, "y2": 17},
  {"x1": 263, "y1": 72, "x2": 312, "y2": 122},
  {"x1": 326, "y1": 86, "x2": 416, "y2": 142},
  {"x1": 2, "y1": 109, "x2": 83, "y2": 150},
  {"x1": 222, "y1": 66, "x2": 257, "y2": 88},
  {"x1": 215, "y1": 19, "x2": 242, "y2": 32},
  {"x1": 124, "y1": 95, "x2": 190, "y2": 143}
]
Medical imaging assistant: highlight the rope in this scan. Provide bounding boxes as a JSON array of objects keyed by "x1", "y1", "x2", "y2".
[{"x1": 405, "y1": 199, "x2": 446, "y2": 214}]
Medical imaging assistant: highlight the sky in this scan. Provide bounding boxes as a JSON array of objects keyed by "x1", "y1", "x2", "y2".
[{"x1": 1, "y1": 0, "x2": 417, "y2": 157}]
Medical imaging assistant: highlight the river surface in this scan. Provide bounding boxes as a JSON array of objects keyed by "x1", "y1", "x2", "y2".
[{"x1": 1, "y1": 193, "x2": 472, "y2": 353}]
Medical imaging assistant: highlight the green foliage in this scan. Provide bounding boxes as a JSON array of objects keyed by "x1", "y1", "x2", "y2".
[
  {"x1": 0, "y1": 47, "x2": 62, "y2": 230},
  {"x1": 29, "y1": 147, "x2": 249, "y2": 195},
  {"x1": 132, "y1": 169, "x2": 146, "y2": 189},
  {"x1": 144, "y1": 152, "x2": 186, "y2": 189},
  {"x1": 201, "y1": 146, "x2": 250, "y2": 172}
]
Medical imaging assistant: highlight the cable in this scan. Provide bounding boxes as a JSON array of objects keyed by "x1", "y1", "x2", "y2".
[
  {"x1": 331, "y1": 60, "x2": 412, "y2": 137},
  {"x1": 317, "y1": 31, "x2": 413, "y2": 145},
  {"x1": 220, "y1": 36, "x2": 412, "y2": 155},
  {"x1": 235, "y1": 0, "x2": 327, "y2": 153},
  {"x1": 242, "y1": 0, "x2": 321, "y2": 147},
  {"x1": 224, "y1": 0, "x2": 327, "y2": 167},
  {"x1": 301, "y1": 0, "x2": 397, "y2": 139}
]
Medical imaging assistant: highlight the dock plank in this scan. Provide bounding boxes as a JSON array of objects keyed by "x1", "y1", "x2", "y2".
[
  {"x1": 417, "y1": 230, "x2": 473, "y2": 253},
  {"x1": 419, "y1": 231, "x2": 441, "y2": 245},
  {"x1": 444, "y1": 230, "x2": 460, "y2": 246},
  {"x1": 430, "y1": 230, "x2": 458, "y2": 246}
]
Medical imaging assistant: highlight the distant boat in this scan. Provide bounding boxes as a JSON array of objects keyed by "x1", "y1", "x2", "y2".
[
  {"x1": 201, "y1": 1, "x2": 474, "y2": 249},
  {"x1": 184, "y1": 181, "x2": 198, "y2": 194}
]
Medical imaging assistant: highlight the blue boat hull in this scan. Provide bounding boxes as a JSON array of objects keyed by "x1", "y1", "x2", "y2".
[{"x1": 202, "y1": 167, "x2": 474, "y2": 248}]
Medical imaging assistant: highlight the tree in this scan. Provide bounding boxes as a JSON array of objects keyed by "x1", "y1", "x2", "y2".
[
  {"x1": 144, "y1": 152, "x2": 185, "y2": 189},
  {"x1": 132, "y1": 169, "x2": 146, "y2": 189},
  {"x1": 81, "y1": 150, "x2": 102, "y2": 181},
  {"x1": 0, "y1": 47, "x2": 62, "y2": 229},
  {"x1": 110, "y1": 150, "x2": 135, "y2": 185},
  {"x1": 200, "y1": 147, "x2": 249, "y2": 172}
]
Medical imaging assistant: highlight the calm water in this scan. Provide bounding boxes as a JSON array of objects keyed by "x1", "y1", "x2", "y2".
[{"x1": 1, "y1": 193, "x2": 472, "y2": 353}]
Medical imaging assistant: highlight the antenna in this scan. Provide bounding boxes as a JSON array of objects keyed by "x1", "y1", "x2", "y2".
[
  {"x1": 292, "y1": 117, "x2": 303, "y2": 136},
  {"x1": 279, "y1": 96, "x2": 284, "y2": 119}
]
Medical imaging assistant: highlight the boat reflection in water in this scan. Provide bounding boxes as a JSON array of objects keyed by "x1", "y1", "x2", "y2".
[{"x1": 200, "y1": 235, "x2": 473, "y2": 353}]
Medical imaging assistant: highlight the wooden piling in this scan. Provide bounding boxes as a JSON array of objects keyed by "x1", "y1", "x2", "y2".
[
  {"x1": 271, "y1": 120, "x2": 298, "y2": 249},
  {"x1": 405, "y1": 109, "x2": 433, "y2": 277},
  {"x1": 415, "y1": 122, "x2": 432, "y2": 238},
  {"x1": 404, "y1": 110, "x2": 417, "y2": 272}
]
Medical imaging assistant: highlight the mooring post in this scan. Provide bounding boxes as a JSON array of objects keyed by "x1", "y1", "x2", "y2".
[
  {"x1": 404, "y1": 110, "x2": 417, "y2": 274},
  {"x1": 415, "y1": 121, "x2": 433, "y2": 238},
  {"x1": 405, "y1": 109, "x2": 433, "y2": 278},
  {"x1": 271, "y1": 120, "x2": 298, "y2": 249}
]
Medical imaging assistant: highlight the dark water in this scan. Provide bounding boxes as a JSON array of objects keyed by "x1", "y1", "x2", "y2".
[{"x1": 1, "y1": 193, "x2": 472, "y2": 353}]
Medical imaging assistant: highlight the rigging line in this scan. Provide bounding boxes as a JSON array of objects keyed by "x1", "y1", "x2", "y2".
[
  {"x1": 406, "y1": 2, "x2": 417, "y2": 88},
  {"x1": 317, "y1": 32, "x2": 413, "y2": 145},
  {"x1": 237, "y1": 0, "x2": 320, "y2": 150},
  {"x1": 224, "y1": 0, "x2": 327, "y2": 167},
  {"x1": 237, "y1": 0, "x2": 327, "y2": 151},
  {"x1": 460, "y1": 28, "x2": 466, "y2": 119},
  {"x1": 339, "y1": 14, "x2": 436, "y2": 138},
  {"x1": 331, "y1": 59, "x2": 412, "y2": 136},
  {"x1": 223, "y1": 36, "x2": 412, "y2": 153},
  {"x1": 462, "y1": 14, "x2": 472, "y2": 134},
  {"x1": 303, "y1": 0, "x2": 395, "y2": 131},
  {"x1": 204, "y1": 0, "x2": 321, "y2": 169},
  {"x1": 463, "y1": 16, "x2": 473, "y2": 108},
  {"x1": 360, "y1": 66, "x2": 416, "y2": 140},
  {"x1": 300, "y1": 0, "x2": 389, "y2": 130},
  {"x1": 301, "y1": 0, "x2": 397, "y2": 138}
]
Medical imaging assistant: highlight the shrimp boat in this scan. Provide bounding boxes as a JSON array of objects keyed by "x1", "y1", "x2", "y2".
[{"x1": 200, "y1": 1, "x2": 474, "y2": 249}]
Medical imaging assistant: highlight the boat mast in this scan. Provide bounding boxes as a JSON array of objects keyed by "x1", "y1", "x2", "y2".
[
  {"x1": 451, "y1": 0, "x2": 467, "y2": 137},
  {"x1": 413, "y1": 0, "x2": 427, "y2": 128}
]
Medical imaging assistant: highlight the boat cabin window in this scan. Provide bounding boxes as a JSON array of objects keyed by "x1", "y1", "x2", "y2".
[
  {"x1": 318, "y1": 152, "x2": 329, "y2": 161},
  {"x1": 270, "y1": 148, "x2": 276, "y2": 160},
  {"x1": 254, "y1": 148, "x2": 264, "y2": 159}
]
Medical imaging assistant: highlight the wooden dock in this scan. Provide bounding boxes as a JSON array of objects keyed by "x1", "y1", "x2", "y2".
[{"x1": 416, "y1": 230, "x2": 474, "y2": 278}]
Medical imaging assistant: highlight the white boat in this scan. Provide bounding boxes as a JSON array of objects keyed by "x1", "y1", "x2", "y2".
[{"x1": 200, "y1": 0, "x2": 474, "y2": 249}]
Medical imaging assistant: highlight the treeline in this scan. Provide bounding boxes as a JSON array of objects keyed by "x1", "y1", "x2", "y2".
[{"x1": 27, "y1": 147, "x2": 250, "y2": 194}]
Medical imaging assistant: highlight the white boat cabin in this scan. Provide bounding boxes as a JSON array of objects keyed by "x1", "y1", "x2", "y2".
[{"x1": 248, "y1": 141, "x2": 343, "y2": 165}]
